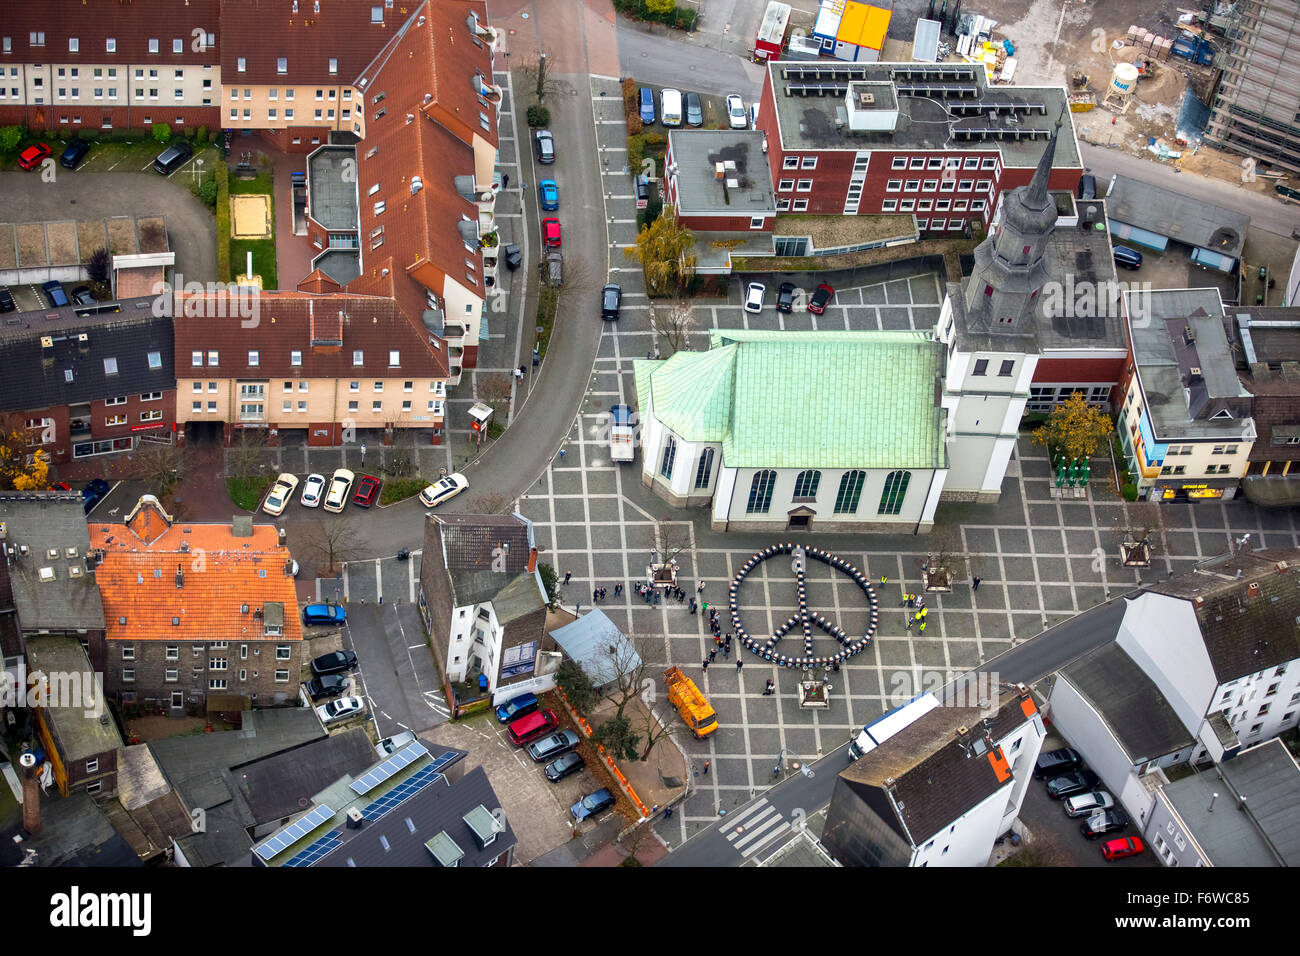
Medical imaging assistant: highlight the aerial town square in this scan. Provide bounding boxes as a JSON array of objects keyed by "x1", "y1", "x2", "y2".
[{"x1": 0, "y1": 0, "x2": 1297, "y2": 888}]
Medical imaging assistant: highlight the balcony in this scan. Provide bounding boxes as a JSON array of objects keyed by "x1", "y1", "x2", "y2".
[{"x1": 69, "y1": 418, "x2": 91, "y2": 440}]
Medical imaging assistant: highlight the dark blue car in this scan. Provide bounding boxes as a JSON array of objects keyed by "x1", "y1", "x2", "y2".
[
  {"x1": 81, "y1": 478, "x2": 111, "y2": 515},
  {"x1": 639, "y1": 86, "x2": 655, "y2": 125},
  {"x1": 570, "y1": 788, "x2": 615, "y2": 821},
  {"x1": 538, "y1": 179, "x2": 559, "y2": 211},
  {"x1": 302, "y1": 604, "x2": 348, "y2": 628},
  {"x1": 495, "y1": 691, "x2": 539, "y2": 724}
]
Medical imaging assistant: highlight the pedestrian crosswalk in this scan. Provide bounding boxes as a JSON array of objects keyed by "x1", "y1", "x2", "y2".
[{"x1": 722, "y1": 799, "x2": 794, "y2": 860}]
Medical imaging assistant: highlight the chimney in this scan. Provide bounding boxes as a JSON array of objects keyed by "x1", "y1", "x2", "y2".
[
  {"x1": 715, "y1": 162, "x2": 725, "y2": 181},
  {"x1": 527, "y1": 547, "x2": 538, "y2": 573},
  {"x1": 176, "y1": 563, "x2": 184, "y2": 589},
  {"x1": 1207, "y1": 792, "x2": 1218, "y2": 812},
  {"x1": 19, "y1": 753, "x2": 41, "y2": 835},
  {"x1": 346, "y1": 807, "x2": 364, "y2": 829}
]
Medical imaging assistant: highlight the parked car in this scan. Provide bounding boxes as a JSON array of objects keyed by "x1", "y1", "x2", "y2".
[
  {"x1": 1045, "y1": 768, "x2": 1101, "y2": 799},
  {"x1": 18, "y1": 143, "x2": 52, "y2": 170},
  {"x1": 544, "y1": 751, "x2": 585, "y2": 783},
  {"x1": 419, "y1": 472, "x2": 468, "y2": 508},
  {"x1": 507, "y1": 709, "x2": 558, "y2": 746},
  {"x1": 570, "y1": 788, "x2": 615, "y2": 822},
  {"x1": 527, "y1": 730, "x2": 580, "y2": 763},
  {"x1": 1064, "y1": 790, "x2": 1115, "y2": 818},
  {"x1": 1080, "y1": 809, "x2": 1130, "y2": 839},
  {"x1": 808, "y1": 283, "x2": 835, "y2": 314},
  {"x1": 308, "y1": 648, "x2": 357, "y2": 674},
  {"x1": 352, "y1": 474, "x2": 381, "y2": 507},
  {"x1": 376, "y1": 730, "x2": 418, "y2": 757},
  {"x1": 60, "y1": 140, "x2": 91, "y2": 170},
  {"x1": 685, "y1": 91, "x2": 703, "y2": 127},
  {"x1": 542, "y1": 218, "x2": 562, "y2": 249},
  {"x1": 302, "y1": 604, "x2": 348, "y2": 628},
  {"x1": 153, "y1": 139, "x2": 192, "y2": 174},
  {"x1": 743, "y1": 282, "x2": 766, "y2": 313},
  {"x1": 70, "y1": 285, "x2": 95, "y2": 306},
  {"x1": 306, "y1": 673, "x2": 349, "y2": 701},
  {"x1": 639, "y1": 86, "x2": 656, "y2": 125},
  {"x1": 1034, "y1": 746, "x2": 1083, "y2": 779},
  {"x1": 316, "y1": 695, "x2": 364, "y2": 724},
  {"x1": 81, "y1": 478, "x2": 111, "y2": 514},
  {"x1": 41, "y1": 281, "x2": 70, "y2": 308},
  {"x1": 323, "y1": 468, "x2": 354, "y2": 513},
  {"x1": 601, "y1": 283, "x2": 622, "y2": 321},
  {"x1": 262, "y1": 472, "x2": 299, "y2": 516},
  {"x1": 776, "y1": 281, "x2": 797, "y2": 313},
  {"x1": 495, "y1": 691, "x2": 539, "y2": 724},
  {"x1": 503, "y1": 243, "x2": 522, "y2": 271},
  {"x1": 726, "y1": 94, "x2": 747, "y2": 129},
  {"x1": 299, "y1": 472, "x2": 326, "y2": 507},
  {"x1": 538, "y1": 179, "x2": 559, "y2": 211},
  {"x1": 660, "y1": 88, "x2": 683, "y2": 127},
  {"x1": 1101, "y1": 836, "x2": 1145, "y2": 861},
  {"x1": 534, "y1": 129, "x2": 555, "y2": 164},
  {"x1": 1113, "y1": 245, "x2": 1143, "y2": 270},
  {"x1": 0, "y1": 286, "x2": 15, "y2": 313}
]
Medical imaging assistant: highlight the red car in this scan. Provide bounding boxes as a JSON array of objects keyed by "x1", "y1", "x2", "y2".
[
  {"x1": 1101, "y1": 836, "x2": 1144, "y2": 861},
  {"x1": 18, "y1": 144, "x2": 52, "y2": 170},
  {"x1": 542, "y1": 218, "x2": 561, "y2": 249},
  {"x1": 808, "y1": 283, "x2": 835, "y2": 314},
  {"x1": 352, "y1": 474, "x2": 382, "y2": 507}
]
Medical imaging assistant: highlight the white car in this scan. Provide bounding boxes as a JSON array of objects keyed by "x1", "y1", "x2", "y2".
[
  {"x1": 744, "y1": 282, "x2": 766, "y2": 313},
  {"x1": 375, "y1": 730, "x2": 417, "y2": 757},
  {"x1": 262, "y1": 473, "x2": 299, "y2": 516},
  {"x1": 323, "y1": 468, "x2": 355, "y2": 513},
  {"x1": 1064, "y1": 790, "x2": 1116, "y2": 818},
  {"x1": 419, "y1": 472, "x2": 469, "y2": 508},
  {"x1": 300, "y1": 473, "x2": 326, "y2": 508},
  {"x1": 316, "y1": 695, "x2": 365, "y2": 724},
  {"x1": 726, "y1": 94, "x2": 747, "y2": 129}
]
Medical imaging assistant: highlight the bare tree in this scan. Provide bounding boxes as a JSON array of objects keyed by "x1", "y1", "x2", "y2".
[
  {"x1": 477, "y1": 374, "x2": 512, "y2": 419},
  {"x1": 469, "y1": 491, "x2": 511, "y2": 514},
  {"x1": 649, "y1": 520, "x2": 695, "y2": 567},
  {"x1": 923, "y1": 524, "x2": 966, "y2": 588},
  {"x1": 381, "y1": 412, "x2": 418, "y2": 478},
  {"x1": 1113, "y1": 500, "x2": 1164, "y2": 566},
  {"x1": 297, "y1": 513, "x2": 363, "y2": 574},
  {"x1": 134, "y1": 440, "x2": 187, "y2": 499},
  {"x1": 227, "y1": 427, "x2": 271, "y2": 478},
  {"x1": 649, "y1": 299, "x2": 695, "y2": 354},
  {"x1": 637, "y1": 695, "x2": 681, "y2": 760},
  {"x1": 590, "y1": 632, "x2": 659, "y2": 723},
  {"x1": 1002, "y1": 832, "x2": 1073, "y2": 868},
  {"x1": 522, "y1": 48, "x2": 560, "y2": 102}
]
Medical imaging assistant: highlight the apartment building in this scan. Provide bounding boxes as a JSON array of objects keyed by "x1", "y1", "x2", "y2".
[
  {"x1": 170, "y1": 291, "x2": 448, "y2": 445},
  {"x1": 88, "y1": 496, "x2": 304, "y2": 711},
  {"x1": 755, "y1": 60, "x2": 1082, "y2": 244}
]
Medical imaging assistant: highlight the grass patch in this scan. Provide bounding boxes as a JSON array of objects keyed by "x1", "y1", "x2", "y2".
[
  {"x1": 379, "y1": 477, "x2": 427, "y2": 506},
  {"x1": 227, "y1": 474, "x2": 273, "y2": 511},
  {"x1": 535, "y1": 284, "x2": 559, "y2": 360},
  {"x1": 229, "y1": 169, "x2": 274, "y2": 194},
  {"x1": 230, "y1": 238, "x2": 277, "y2": 289},
  {"x1": 216, "y1": 162, "x2": 231, "y2": 282}
]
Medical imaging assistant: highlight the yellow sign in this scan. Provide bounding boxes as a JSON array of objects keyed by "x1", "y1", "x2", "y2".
[{"x1": 1161, "y1": 486, "x2": 1224, "y2": 500}]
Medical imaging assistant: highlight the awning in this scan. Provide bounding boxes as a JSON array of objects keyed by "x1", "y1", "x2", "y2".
[
  {"x1": 1241, "y1": 475, "x2": 1300, "y2": 508},
  {"x1": 1109, "y1": 220, "x2": 1170, "y2": 252}
]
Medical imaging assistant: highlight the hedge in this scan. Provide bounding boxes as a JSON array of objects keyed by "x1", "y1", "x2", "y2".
[{"x1": 215, "y1": 161, "x2": 231, "y2": 283}]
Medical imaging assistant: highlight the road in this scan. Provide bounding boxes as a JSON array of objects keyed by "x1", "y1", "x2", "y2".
[
  {"x1": 1080, "y1": 143, "x2": 1300, "y2": 238},
  {"x1": 614, "y1": 17, "x2": 766, "y2": 99}
]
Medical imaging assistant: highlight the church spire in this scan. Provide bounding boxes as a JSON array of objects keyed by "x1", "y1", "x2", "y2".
[{"x1": 1023, "y1": 110, "x2": 1064, "y2": 209}]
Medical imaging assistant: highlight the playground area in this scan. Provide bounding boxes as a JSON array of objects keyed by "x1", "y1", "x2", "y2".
[{"x1": 230, "y1": 193, "x2": 273, "y2": 240}]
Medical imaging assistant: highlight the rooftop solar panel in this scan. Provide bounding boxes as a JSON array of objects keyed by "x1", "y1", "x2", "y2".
[
  {"x1": 282, "y1": 830, "x2": 343, "y2": 867},
  {"x1": 349, "y1": 740, "x2": 431, "y2": 796},
  {"x1": 358, "y1": 751, "x2": 459, "y2": 821},
  {"x1": 253, "y1": 804, "x2": 336, "y2": 861}
]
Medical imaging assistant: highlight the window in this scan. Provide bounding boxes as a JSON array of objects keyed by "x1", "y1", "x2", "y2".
[
  {"x1": 248, "y1": 350, "x2": 259, "y2": 366},
  {"x1": 31, "y1": 32, "x2": 46, "y2": 46},
  {"x1": 140, "y1": 410, "x2": 162, "y2": 423},
  {"x1": 106, "y1": 38, "x2": 116, "y2": 53},
  {"x1": 659, "y1": 435, "x2": 677, "y2": 480},
  {"x1": 141, "y1": 391, "x2": 162, "y2": 402},
  {"x1": 147, "y1": 350, "x2": 163, "y2": 369},
  {"x1": 282, "y1": 400, "x2": 293, "y2": 413},
  {"x1": 747, "y1": 470, "x2": 776, "y2": 514},
  {"x1": 892, "y1": 157, "x2": 907, "y2": 169},
  {"x1": 122, "y1": 646, "x2": 135, "y2": 660},
  {"x1": 911, "y1": 158, "x2": 926, "y2": 169},
  {"x1": 353, "y1": 350, "x2": 364, "y2": 366},
  {"x1": 329, "y1": 57, "x2": 338, "y2": 74},
  {"x1": 166, "y1": 645, "x2": 179, "y2": 660},
  {"x1": 923, "y1": 179, "x2": 938, "y2": 191},
  {"x1": 878, "y1": 470, "x2": 911, "y2": 515},
  {"x1": 834, "y1": 471, "x2": 866, "y2": 514},
  {"x1": 371, "y1": 400, "x2": 382, "y2": 412},
  {"x1": 783, "y1": 156, "x2": 799, "y2": 169},
  {"x1": 103, "y1": 357, "x2": 119, "y2": 375},
  {"x1": 792, "y1": 470, "x2": 821, "y2": 500},
  {"x1": 904, "y1": 180, "x2": 920, "y2": 191},
  {"x1": 958, "y1": 179, "x2": 973, "y2": 191},
  {"x1": 801, "y1": 156, "x2": 817, "y2": 169},
  {"x1": 209, "y1": 679, "x2": 228, "y2": 690},
  {"x1": 388, "y1": 350, "x2": 400, "y2": 367},
  {"x1": 275, "y1": 669, "x2": 290, "y2": 682},
  {"x1": 918, "y1": 200, "x2": 933, "y2": 211},
  {"x1": 348, "y1": 401, "x2": 358, "y2": 413},
  {"x1": 106, "y1": 414, "x2": 127, "y2": 427},
  {"x1": 277, "y1": 57, "x2": 287, "y2": 74},
  {"x1": 349, "y1": 381, "x2": 360, "y2": 392},
  {"x1": 207, "y1": 401, "x2": 217, "y2": 412},
  {"x1": 373, "y1": 381, "x2": 384, "y2": 393},
  {"x1": 237, "y1": 57, "x2": 246, "y2": 72},
  {"x1": 208, "y1": 381, "x2": 217, "y2": 392},
  {"x1": 881, "y1": 199, "x2": 898, "y2": 212},
  {"x1": 402, "y1": 381, "x2": 414, "y2": 393},
  {"x1": 123, "y1": 668, "x2": 135, "y2": 682},
  {"x1": 694, "y1": 448, "x2": 714, "y2": 489},
  {"x1": 964, "y1": 157, "x2": 979, "y2": 169},
  {"x1": 792, "y1": 199, "x2": 809, "y2": 212},
  {"x1": 208, "y1": 350, "x2": 219, "y2": 366},
  {"x1": 886, "y1": 180, "x2": 902, "y2": 192},
  {"x1": 796, "y1": 179, "x2": 813, "y2": 192},
  {"x1": 998, "y1": 360, "x2": 1014, "y2": 377},
  {"x1": 165, "y1": 669, "x2": 178, "y2": 682},
  {"x1": 750, "y1": 216, "x2": 765, "y2": 230},
  {"x1": 900, "y1": 200, "x2": 915, "y2": 212}
]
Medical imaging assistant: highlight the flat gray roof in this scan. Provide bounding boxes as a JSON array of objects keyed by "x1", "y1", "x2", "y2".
[
  {"x1": 0, "y1": 494, "x2": 105, "y2": 632},
  {"x1": 25, "y1": 636, "x2": 120, "y2": 763},
  {"x1": 766, "y1": 61, "x2": 1079, "y2": 169},
  {"x1": 668, "y1": 130, "x2": 775, "y2": 217},
  {"x1": 308, "y1": 146, "x2": 360, "y2": 231},
  {"x1": 1036, "y1": 213, "x2": 1126, "y2": 351},
  {"x1": 1106, "y1": 174, "x2": 1249, "y2": 255}
]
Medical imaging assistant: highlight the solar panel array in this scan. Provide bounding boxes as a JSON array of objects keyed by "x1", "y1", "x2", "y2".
[
  {"x1": 950, "y1": 99, "x2": 1047, "y2": 116},
  {"x1": 254, "y1": 804, "x2": 336, "y2": 861},
  {"x1": 359, "y1": 751, "x2": 459, "y2": 821},
  {"x1": 281, "y1": 830, "x2": 343, "y2": 868},
  {"x1": 890, "y1": 67, "x2": 977, "y2": 83},
  {"x1": 780, "y1": 64, "x2": 869, "y2": 81},
  {"x1": 953, "y1": 127, "x2": 1052, "y2": 142},
  {"x1": 349, "y1": 740, "x2": 430, "y2": 796},
  {"x1": 895, "y1": 83, "x2": 981, "y2": 99},
  {"x1": 787, "y1": 82, "x2": 851, "y2": 97}
]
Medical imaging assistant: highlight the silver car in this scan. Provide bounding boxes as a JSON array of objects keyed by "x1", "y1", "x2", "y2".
[{"x1": 1064, "y1": 790, "x2": 1115, "y2": 818}]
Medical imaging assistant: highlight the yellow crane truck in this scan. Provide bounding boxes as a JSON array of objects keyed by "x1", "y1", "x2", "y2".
[{"x1": 664, "y1": 666, "x2": 718, "y2": 738}]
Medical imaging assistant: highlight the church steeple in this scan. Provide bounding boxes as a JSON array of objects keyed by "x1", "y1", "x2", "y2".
[{"x1": 960, "y1": 114, "x2": 1065, "y2": 334}]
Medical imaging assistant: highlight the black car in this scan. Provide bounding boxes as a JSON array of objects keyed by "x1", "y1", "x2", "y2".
[
  {"x1": 685, "y1": 91, "x2": 703, "y2": 127},
  {"x1": 0, "y1": 286, "x2": 15, "y2": 313},
  {"x1": 309, "y1": 649, "x2": 358, "y2": 676},
  {"x1": 306, "y1": 673, "x2": 349, "y2": 701},
  {"x1": 60, "y1": 139, "x2": 91, "y2": 170},
  {"x1": 503, "y1": 243, "x2": 522, "y2": 271},
  {"x1": 534, "y1": 129, "x2": 555, "y2": 165},
  {"x1": 1080, "y1": 809, "x2": 1130, "y2": 839},
  {"x1": 1034, "y1": 746, "x2": 1083, "y2": 779},
  {"x1": 1046, "y1": 768, "x2": 1101, "y2": 799},
  {"x1": 71, "y1": 285, "x2": 95, "y2": 306},
  {"x1": 601, "y1": 283, "x2": 622, "y2": 321},
  {"x1": 544, "y1": 751, "x2": 584, "y2": 783},
  {"x1": 776, "y1": 281, "x2": 797, "y2": 313},
  {"x1": 81, "y1": 478, "x2": 111, "y2": 515}
]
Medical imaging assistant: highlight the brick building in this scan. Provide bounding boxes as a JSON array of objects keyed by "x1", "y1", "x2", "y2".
[
  {"x1": 0, "y1": 297, "x2": 176, "y2": 464},
  {"x1": 88, "y1": 496, "x2": 303, "y2": 711},
  {"x1": 170, "y1": 290, "x2": 448, "y2": 445},
  {"x1": 755, "y1": 61, "x2": 1082, "y2": 242},
  {"x1": 26, "y1": 635, "x2": 121, "y2": 798}
]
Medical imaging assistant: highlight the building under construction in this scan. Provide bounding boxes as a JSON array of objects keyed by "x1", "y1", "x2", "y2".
[{"x1": 1204, "y1": 0, "x2": 1300, "y2": 172}]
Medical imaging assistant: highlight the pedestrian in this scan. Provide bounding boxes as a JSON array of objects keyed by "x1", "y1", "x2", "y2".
[
  {"x1": 905, "y1": 614, "x2": 914, "y2": 631},
  {"x1": 703, "y1": 760, "x2": 710, "y2": 775},
  {"x1": 563, "y1": 571, "x2": 572, "y2": 585},
  {"x1": 697, "y1": 581, "x2": 706, "y2": 594},
  {"x1": 614, "y1": 583, "x2": 623, "y2": 596},
  {"x1": 644, "y1": 588, "x2": 652, "y2": 604},
  {"x1": 880, "y1": 574, "x2": 888, "y2": 586},
  {"x1": 513, "y1": 367, "x2": 522, "y2": 382},
  {"x1": 702, "y1": 601, "x2": 709, "y2": 613},
  {"x1": 914, "y1": 610, "x2": 923, "y2": 625},
  {"x1": 714, "y1": 632, "x2": 722, "y2": 647},
  {"x1": 916, "y1": 594, "x2": 925, "y2": 610},
  {"x1": 972, "y1": 575, "x2": 982, "y2": 592},
  {"x1": 593, "y1": 587, "x2": 600, "y2": 603},
  {"x1": 919, "y1": 620, "x2": 927, "y2": 634},
  {"x1": 558, "y1": 448, "x2": 565, "y2": 458},
  {"x1": 601, "y1": 587, "x2": 608, "y2": 600},
  {"x1": 518, "y1": 364, "x2": 526, "y2": 378},
  {"x1": 702, "y1": 659, "x2": 709, "y2": 672},
  {"x1": 502, "y1": 172, "x2": 510, "y2": 190},
  {"x1": 736, "y1": 658, "x2": 743, "y2": 672},
  {"x1": 709, "y1": 648, "x2": 717, "y2": 662},
  {"x1": 663, "y1": 805, "x2": 673, "y2": 819},
  {"x1": 689, "y1": 598, "x2": 697, "y2": 614},
  {"x1": 764, "y1": 678, "x2": 774, "y2": 695},
  {"x1": 726, "y1": 633, "x2": 732, "y2": 647},
  {"x1": 653, "y1": 589, "x2": 661, "y2": 605},
  {"x1": 575, "y1": 603, "x2": 581, "y2": 613},
  {"x1": 722, "y1": 642, "x2": 730, "y2": 659}
]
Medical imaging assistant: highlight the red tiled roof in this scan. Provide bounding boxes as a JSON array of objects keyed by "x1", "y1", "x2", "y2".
[
  {"x1": 218, "y1": 0, "x2": 401, "y2": 83},
  {"x1": 1, "y1": 2, "x2": 221, "y2": 63},
  {"x1": 297, "y1": 268, "x2": 343, "y2": 294},
  {"x1": 171, "y1": 290, "x2": 448, "y2": 378},
  {"x1": 89, "y1": 499, "x2": 303, "y2": 644}
]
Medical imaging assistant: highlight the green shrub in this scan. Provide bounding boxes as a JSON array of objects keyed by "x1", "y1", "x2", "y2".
[
  {"x1": 525, "y1": 104, "x2": 550, "y2": 127},
  {"x1": 1122, "y1": 482, "x2": 1138, "y2": 501},
  {"x1": 626, "y1": 133, "x2": 646, "y2": 174},
  {"x1": 622, "y1": 77, "x2": 637, "y2": 117},
  {"x1": 0, "y1": 126, "x2": 23, "y2": 154},
  {"x1": 199, "y1": 179, "x2": 218, "y2": 207},
  {"x1": 152, "y1": 123, "x2": 172, "y2": 145},
  {"x1": 196, "y1": 125, "x2": 208, "y2": 146},
  {"x1": 215, "y1": 161, "x2": 231, "y2": 283},
  {"x1": 626, "y1": 113, "x2": 643, "y2": 135},
  {"x1": 674, "y1": 7, "x2": 697, "y2": 30},
  {"x1": 77, "y1": 129, "x2": 98, "y2": 141},
  {"x1": 643, "y1": 131, "x2": 666, "y2": 147}
]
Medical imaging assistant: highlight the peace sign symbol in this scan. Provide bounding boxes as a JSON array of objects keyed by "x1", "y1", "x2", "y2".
[{"x1": 727, "y1": 542, "x2": 879, "y2": 669}]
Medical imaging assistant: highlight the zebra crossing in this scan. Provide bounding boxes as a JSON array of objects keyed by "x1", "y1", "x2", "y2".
[{"x1": 722, "y1": 799, "x2": 797, "y2": 861}]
